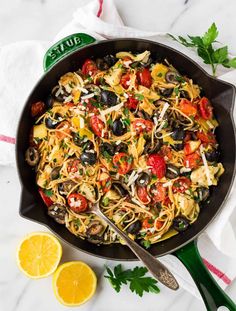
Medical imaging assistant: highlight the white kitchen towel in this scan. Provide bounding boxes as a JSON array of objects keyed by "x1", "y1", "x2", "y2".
[{"x1": 0, "y1": 0, "x2": 236, "y2": 299}]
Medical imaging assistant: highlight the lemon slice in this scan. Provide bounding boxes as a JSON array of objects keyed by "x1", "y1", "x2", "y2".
[
  {"x1": 53, "y1": 261, "x2": 97, "y2": 306},
  {"x1": 16, "y1": 232, "x2": 62, "y2": 279}
]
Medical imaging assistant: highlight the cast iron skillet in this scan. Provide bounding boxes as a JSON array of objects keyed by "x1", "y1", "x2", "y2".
[{"x1": 16, "y1": 34, "x2": 236, "y2": 310}]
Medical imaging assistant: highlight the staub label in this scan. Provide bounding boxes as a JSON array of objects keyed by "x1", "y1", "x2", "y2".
[{"x1": 48, "y1": 36, "x2": 82, "y2": 60}]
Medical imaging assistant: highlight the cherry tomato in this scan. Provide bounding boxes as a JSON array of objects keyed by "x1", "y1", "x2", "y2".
[
  {"x1": 137, "y1": 186, "x2": 150, "y2": 204},
  {"x1": 183, "y1": 152, "x2": 202, "y2": 169},
  {"x1": 31, "y1": 101, "x2": 45, "y2": 117},
  {"x1": 132, "y1": 118, "x2": 154, "y2": 135},
  {"x1": 89, "y1": 115, "x2": 105, "y2": 137},
  {"x1": 113, "y1": 152, "x2": 133, "y2": 175},
  {"x1": 163, "y1": 196, "x2": 171, "y2": 206},
  {"x1": 184, "y1": 140, "x2": 200, "y2": 155},
  {"x1": 172, "y1": 177, "x2": 191, "y2": 193},
  {"x1": 121, "y1": 73, "x2": 131, "y2": 89},
  {"x1": 68, "y1": 159, "x2": 80, "y2": 173},
  {"x1": 179, "y1": 99, "x2": 197, "y2": 117},
  {"x1": 65, "y1": 102, "x2": 75, "y2": 108},
  {"x1": 55, "y1": 121, "x2": 71, "y2": 140},
  {"x1": 125, "y1": 94, "x2": 139, "y2": 110},
  {"x1": 81, "y1": 59, "x2": 98, "y2": 76},
  {"x1": 150, "y1": 182, "x2": 166, "y2": 202},
  {"x1": 67, "y1": 193, "x2": 88, "y2": 213},
  {"x1": 147, "y1": 154, "x2": 166, "y2": 179},
  {"x1": 136, "y1": 68, "x2": 152, "y2": 88},
  {"x1": 98, "y1": 171, "x2": 112, "y2": 193},
  {"x1": 198, "y1": 97, "x2": 213, "y2": 120},
  {"x1": 155, "y1": 220, "x2": 164, "y2": 230},
  {"x1": 196, "y1": 131, "x2": 216, "y2": 144},
  {"x1": 142, "y1": 217, "x2": 153, "y2": 229},
  {"x1": 160, "y1": 145, "x2": 172, "y2": 160},
  {"x1": 38, "y1": 188, "x2": 53, "y2": 207}
]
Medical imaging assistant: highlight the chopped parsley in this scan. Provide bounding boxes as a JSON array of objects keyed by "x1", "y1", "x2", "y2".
[
  {"x1": 102, "y1": 197, "x2": 110, "y2": 206},
  {"x1": 141, "y1": 240, "x2": 151, "y2": 249},
  {"x1": 43, "y1": 189, "x2": 53, "y2": 197},
  {"x1": 174, "y1": 87, "x2": 179, "y2": 95},
  {"x1": 135, "y1": 94, "x2": 144, "y2": 101}
]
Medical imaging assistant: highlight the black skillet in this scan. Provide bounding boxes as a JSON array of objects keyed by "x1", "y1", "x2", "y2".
[{"x1": 16, "y1": 33, "x2": 236, "y2": 311}]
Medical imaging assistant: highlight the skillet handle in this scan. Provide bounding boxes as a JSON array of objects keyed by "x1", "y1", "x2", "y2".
[
  {"x1": 173, "y1": 240, "x2": 236, "y2": 311},
  {"x1": 43, "y1": 33, "x2": 96, "y2": 72}
]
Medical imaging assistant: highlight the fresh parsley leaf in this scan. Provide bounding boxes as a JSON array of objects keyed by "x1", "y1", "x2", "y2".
[
  {"x1": 43, "y1": 189, "x2": 53, "y2": 197},
  {"x1": 141, "y1": 240, "x2": 151, "y2": 249},
  {"x1": 104, "y1": 265, "x2": 160, "y2": 297},
  {"x1": 122, "y1": 118, "x2": 131, "y2": 127},
  {"x1": 102, "y1": 197, "x2": 110, "y2": 206},
  {"x1": 202, "y1": 22, "x2": 218, "y2": 47},
  {"x1": 212, "y1": 46, "x2": 228, "y2": 63},
  {"x1": 135, "y1": 94, "x2": 144, "y2": 101},
  {"x1": 174, "y1": 87, "x2": 179, "y2": 95}
]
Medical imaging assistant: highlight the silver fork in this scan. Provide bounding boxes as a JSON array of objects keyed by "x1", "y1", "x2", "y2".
[{"x1": 89, "y1": 202, "x2": 179, "y2": 290}]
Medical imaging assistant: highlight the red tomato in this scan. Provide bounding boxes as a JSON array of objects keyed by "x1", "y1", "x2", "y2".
[
  {"x1": 38, "y1": 188, "x2": 53, "y2": 207},
  {"x1": 98, "y1": 171, "x2": 112, "y2": 193},
  {"x1": 163, "y1": 196, "x2": 171, "y2": 206},
  {"x1": 121, "y1": 73, "x2": 131, "y2": 89},
  {"x1": 155, "y1": 220, "x2": 164, "y2": 230},
  {"x1": 65, "y1": 102, "x2": 75, "y2": 108},
  {"x1": 89, "y1": 116, "x2": 105, "y2": 137},
  {"x1": 55, "y1": 121, "x2": 71, "y2": 140},
  {"x1": 68, "y1": 159, "x2": 80, "y2": 173},
  {"x1": 113, "y1": 153, "x2": 133, "y2": 175},
  {"x1": 179, "y1": 99, "x2": 197, "y2": 117},
  {"x1": 67, "y1": 193, "x2": 88, "y2": 213},
  {"x1": 147, "y1": 154, "x2": 166, "y2": 179},
  {"x1": 125, "y1": 94, "x2": 139, "y2": 110},
  {"x1": 132, "y1": 118, "x2": 154, "y2": 135},
  {"x1": 172, "y1": 177, "x2": 191, "y2": 193},
  {"x1": 196, "y1": 131, "x2": 216, "y2": 144},
  {"x1": 183, "y1": 152, "x2": 202, "y2": 169},
  {"x1": 150, "y1": 182, "x2": 166, "y2": 202},
  {"x1": 142, "y1": 217, "x2": 153, "y2": 229},
  {"x1": 160, "y1": 145, "x2": 172, "y2": 160},
  {"x1": 81, "y1": 59, "x2": 98, "y2": 76},
  {"x1": 198, "y1": 97, "x2": 213, "y2": 120},
  {"x1": 136, "y1": 68, "x2": 152, "y2": 88},
  {"x1": 31, "y1": 101, "x2": 45, "y2": 117},
  {"x1": 137, "y1": 186, "x2": 150, "y2": 204},
  {"x1": 184, "y1": 140, "x2": 200, "y2": 155}
]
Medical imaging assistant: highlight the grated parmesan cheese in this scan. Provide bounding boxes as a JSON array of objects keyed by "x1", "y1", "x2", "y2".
[
  {"x1": 158, "y1": 102, "x2": 169, "y2": 121},
  {"x1": 81, "y1": 93, "x2": 95, "y2": 100},
  {"x1": 100, "y1": 102, "x2": 124, "y2": 116}
]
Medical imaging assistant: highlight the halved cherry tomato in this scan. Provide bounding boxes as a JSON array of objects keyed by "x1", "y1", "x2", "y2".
[
  {"x1": 179, "y1": 99, "x2": 197, "y2": 117},
  {"x1": 132, "y1": 118, "x2": 154, "y2": 135},
  {"x1": 196, "y1": 131, "x2": 216, "y2": 144},
  {"x1": 113, "y1": 152, "x2": 133, "y2": 175},
  {"x1": 184, "y1": 140, "x2": 201, "y2": 155},
  {"x1": 172, "y1": 177, "x2": 191, "y2": 193},
  {"x1": 155, "y1": 220, "x2": 164, "y2": 230},
  {"x1": 67, "y1": 193, "x2": 88, "y2": 213},
  {"x1": 121, "y1": 73, "x2": 131, "y2": 89},
  {"x1": 31, "y1": 101, "x2": 45, "y2": 117},
  {"x1": 147, "y1": 154, "x2": 166, "y2": 179},
  {"x1": 125, "y1": 94, "x2": 139, "y2": 110},
  {"x1": 136, "y1": 68, "x2": 152, "y2": 88},
  {"x1": 198, "y1": 97, "x2": 213, "y2": 120},
  {"x1": 137, "y1": 186, "x2": 150, "y2": 204},
  {"x1": 55, "y1": 121, "x2": 71, "y2": 139},
  {"x1": 150, "y1": 182, "x2": 166, "y2": 202},
  {"x1": 38, "y1": 188, "x2": 53, "y2": 207},
  {"x1": 65, "y1": 102, "x2": 75, "y2": 108},
  {"x1": 142, "y1": 217, "x2": 153, "y2": 229},
  {"x1": 163, "y1": 196, "x2": 171, "y2": 206},
  {"x1": 68, "y1": 159, "x2": 80, "y2": 173},
  {"x1": 89, "y1": 115, "x2": 105, "y2": 137},
  {"x1": 183, "y1": 152, "x2": 202, "y2": 169},
  {"x1": 160, "y1": 145, "x2": 172, "y2": 160},
  {"x1": 98, "y1": 171, "x2": 112, "y2": 193},
  {"x1": 81, "y1": 59, "x2": 98, "y2": 76}
]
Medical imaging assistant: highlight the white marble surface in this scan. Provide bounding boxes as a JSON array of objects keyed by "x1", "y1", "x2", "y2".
[{"x1": 1, "y1": 0, "x2": 236, "y2": 310}]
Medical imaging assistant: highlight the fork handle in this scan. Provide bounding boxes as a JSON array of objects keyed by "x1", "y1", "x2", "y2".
[{"x1": 95, "y1": 208, "x2": 179, "y2": 290}]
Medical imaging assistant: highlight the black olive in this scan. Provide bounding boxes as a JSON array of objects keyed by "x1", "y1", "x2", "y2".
[
  {"x1": 159, "y1": 87, "x2": 173, "y2": 97},
  {"x1": 83, "y1": 140, "x2": 94, "y2": 151},
  {"x1": 86, "y1": 221, "x2": 104, "y2": 236},
  {"x1": 173, "y1": 217, "x2": 189, "y2": 232},
  {"x1": 190, "y1": 132, "x2": 198, "y2": 140},
  {"x1": 58, "y1": 181, "x2": 77, "y2": 196},
  {"x1": 165, "y1": 164, "x2": 180, "y2": 179},
  {"x1": 50, "y1": 166, "x2": 61, "y2": 180},
  {"x1": 172, "y1": 142, "x2": 184, "y2": 151},
  {"x1": 115, "y1": 142, "x2": 128, "y2": 153},
  {"x1": 101, "y1": 90, "x2": 118, "y2": 106},
  {"x1": 165, "y1": 71, "x2": 179, "y2": 84},
  {"x1": 134, "y1": 110, "x2": 151, "y2": 120},
  {"x1": 112, "y1": 119, "x2": 127, "y2": 136},
  {"x1": 72, "y1": 133, "x2": 83, "y2": 147},
  {"x1": 96, "y1": 58, "x2": 109, "y2": 70},
  {"x1": 51, "y1": 86, "x2": 69, "y2": 102},
  {"x1": 136, "y1": 172, "x2": 151, "y2": 187},
  {"x1": 25, "y1": 147, "x2": 39, "y2": 166},
  {"x1": 45, "y1": 113, "x2": 63, "y2": 129},
  {"x1": 100, "y1": 142, "x2": 115, "y2": 156},
  {"x1": 45, "y1": 95, "x2": 53, "y2": 109},
  {"x1": 197, "y1": 187, "x2": 210, "y2": 202},
  {"x1": 103, "y1": 54, "x2": 117, "y2": 67},
  {"x1": 171, "y1": 128, "x2": 185, "y2": 141},
  {"x1": 126, "y1": 220, "x2": 142, "y2": 234},
  {"x1": 180, "y1": 90, "x2": 190, "y2": 100},
  {"x1": 48, "y1": 204, "x2": 67, "y2": 224},
  {"x1": 112, "y1": 182, "x2": 128, "y2": 196},
  {"x1": 144, "y1": 138, "x2": 162, "y2": 154},
  {"x1": 80, "y1": 151, "x2": 97, "y2": 165},
  {"x1": 205, "y1": 149, "x2": 220, "y2": 162}
]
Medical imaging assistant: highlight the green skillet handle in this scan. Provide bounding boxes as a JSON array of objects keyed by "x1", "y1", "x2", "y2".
[
  {"x1": 43, "y1": 33, "x2": 96, "y2": 72},
  {"x1": 174, "y1": 240, "x2": 236, "y2": 311}
]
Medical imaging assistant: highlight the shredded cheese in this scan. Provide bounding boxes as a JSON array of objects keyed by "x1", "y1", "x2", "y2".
[
  {"x1": 158, "y1": 102, "x2": 169, "y2": 121},
  {"x1": 81, "y1": 93, "x2": 95, "y2": 100},
  {"x1": 200, "y1": 145, "x2": 212, "y2": 186},
  {"x1": 101, "y1": 102, "x2": 124, "y2": 116}
]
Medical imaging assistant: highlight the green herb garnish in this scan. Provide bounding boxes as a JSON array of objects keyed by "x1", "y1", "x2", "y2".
[
  {"x1": 122, "y1": 118, "x2": 131, "y2": 127},
  {"x1": 102, "y1": 197, "x2": 110, "y2": 206},
  {"x1": 135, "y1": 94, "x2": 144, "y2": 101},
  {"x1": 169, "y1": 23, "x2": 236, "y2": 76},
  {"x1": 141, "y1": 240, "x2": 151, "y2": 249},
  {"x1": 43, "y1": 189, "x2": 53, "y2": 197},
  {"x1": 104, "y1": 264, "x2": 160, "y2": 297}
]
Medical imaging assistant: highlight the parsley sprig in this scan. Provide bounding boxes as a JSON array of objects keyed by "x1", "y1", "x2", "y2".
[
  {"x1": 104, "y1": 264, "x2": 160, "y2": 297},
  {"x1": 169, "y1": 23, "x2": 236, "y2": 76}
]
